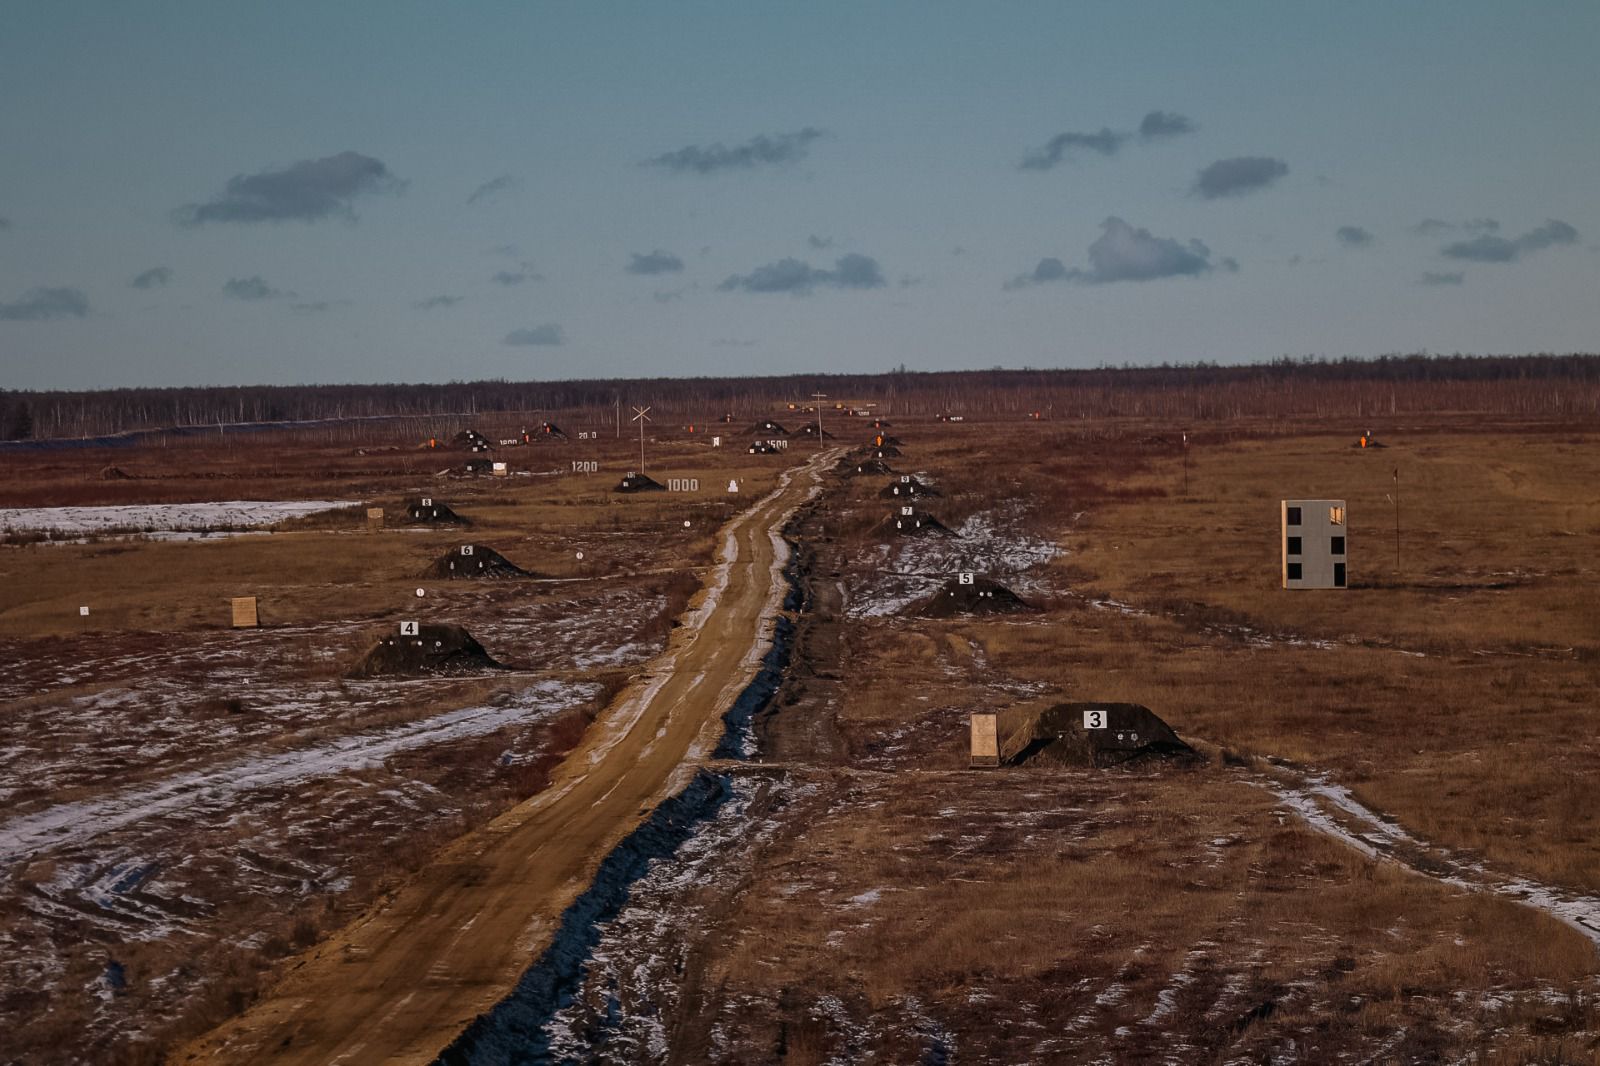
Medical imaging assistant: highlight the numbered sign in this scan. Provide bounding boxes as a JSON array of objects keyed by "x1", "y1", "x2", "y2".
[
  {"x1": 667, "y1": 478, "x2": 700, "y2": 492},
  {"x1": 575, "y1": 550, "x2": 585, "y2": 560},
  {"x1": 461, "y1": 544, "x2": 474, "y2": 556},
  {"x1": 421, "y1": 497, "x2": 433, "y2": 507},
  {"x1": 712, "y1": 435, "x2": 722, "y2": 447},
  {"x1": 399, "y1": 621, "x2": 419, "y2": 636},
  {"x1": 900, "y1": 506, "x2": 913, "y2": 516},
  {"x1": 1083, "y1": 709, "x2": 1107, "y2": 729},
  {"x1": 415, "y1": 588, "x2": 425, "y2": 597},
  {"x1": 901, "y1": 475, "x2": 911, "y2": 483},
  {"x1": 958, "y1": 572, "x2": 975, "y2": 585}
]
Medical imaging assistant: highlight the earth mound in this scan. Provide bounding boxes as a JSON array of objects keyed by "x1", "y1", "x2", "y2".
[
  {"x1": 879, "y1": 476, "x2": 939, "y2": 499},
  {"x1": 841, "y1": 458, "x2": 894, "y2": 476},
  {"x1": 747, "y1": 420, "x2": 788, "y2": 436},
  {"x1": 748, "y1": 441, "x2": 781, "y2": 455},
  {"x1": 867, "y1": 444, "x2": 902, "y2": 458},
  {"x1": 406, "y1": 499, "x2": 470, "y2": 525},
  {"x1": 526, "y1": 421, "x2": 568, "y2": 442},
  {"x1": 1010, "y1": 702, "x2": 1199, "y2": 768},
  {"x1": 463, "y1": 458, "x2": 495, "y2": 474},
  {"x1": 883, "y1": 510, "x2": 952, "y2": 536},
  {"x1": 796, "y1": 422, "x2": 834, "y2": 439},
  {"x1": 422, "y1": 544, "x2": 532, "y2": 579},
  {"x1": 348, "y1": 623, "x2": 504, "y2": 677},
  {"x1": 915, "y1": 575, "x2": 1033, "y2": 616},
  {"x1": 99, "y1": 465, "x2": 134, "y2": 480},
  {"x1": 616, "y1": 472, "x2": 666, "y2": 493}
]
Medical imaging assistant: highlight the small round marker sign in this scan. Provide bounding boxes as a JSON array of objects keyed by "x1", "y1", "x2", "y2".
[
  {"x1": 79, "y1": 606, "x2": 90, "y2": 617},
  {"x1": 415, "y1": 588, "x2": 426, "y2": 598},
  {"x1": 683, "y1": 520, "x2": 691, "y2": 528},
  {"x1": 575, "y1": 550, "x2": 585, "y2": 560}
]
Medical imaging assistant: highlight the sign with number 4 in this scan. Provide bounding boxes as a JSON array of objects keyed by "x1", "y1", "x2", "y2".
[
  {"x1": 1083, "y1": 709, "x2": 1107, "y2": 729},
  {"x1": 400, "y1": 621, "x2": 419, "y2": 636}
]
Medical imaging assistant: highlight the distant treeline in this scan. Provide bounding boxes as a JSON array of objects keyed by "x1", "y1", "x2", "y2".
[{"x1": 4, "y1": 353, "x2": 1600, "y2": 441}]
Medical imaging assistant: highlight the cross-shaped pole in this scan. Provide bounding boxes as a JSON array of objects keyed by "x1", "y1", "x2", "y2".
[
  {"x1": 811, "y1": 391, "x2": 827, "y2": 450},
  {"x1": 631, "y1": 405, "x2": 652, "y2": 471}
]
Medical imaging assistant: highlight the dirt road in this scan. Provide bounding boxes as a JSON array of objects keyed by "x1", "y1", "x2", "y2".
[{"x1": 175, "y1": 452, "x2": 833, "y2": 1065}]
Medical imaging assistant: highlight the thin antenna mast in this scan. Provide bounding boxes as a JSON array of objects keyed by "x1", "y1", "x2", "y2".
[{"x1": 631, "y1": 406, "x2": 652, "y2": 471}]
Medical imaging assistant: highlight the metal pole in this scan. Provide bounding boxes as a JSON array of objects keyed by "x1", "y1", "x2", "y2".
[
  {"x1": 1182, "y1": 432, "x2": 1189, "y2": 498},
  {"x1": 1393, "y1": 467, "x2": 1401, "y2": 572}
]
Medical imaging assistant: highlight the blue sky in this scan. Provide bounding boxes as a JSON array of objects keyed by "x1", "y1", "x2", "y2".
[{"x1": 1, "y1": 1, "x2": 1596, "y2": 389}]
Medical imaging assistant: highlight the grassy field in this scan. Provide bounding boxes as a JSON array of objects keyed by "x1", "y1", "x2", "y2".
[
  {"x1": 0, "y1": 420, "x2": 797, "y2": 1065},
  {"x1": 714, "y1": 411, "x2": 1600, "y2": 1061},
  {"x1": 4, "y1": 407, "x2": 1598, "y2": 1062}
]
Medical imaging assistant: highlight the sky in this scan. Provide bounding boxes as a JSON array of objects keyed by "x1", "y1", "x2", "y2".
[{"x1": 1, "y1": 1, "x2": 1597, "y2": 391}]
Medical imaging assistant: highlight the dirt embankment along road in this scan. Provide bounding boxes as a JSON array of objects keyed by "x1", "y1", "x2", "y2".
[{"x1": 175, "y1": 450, "x2": 837, "y2": 1066}]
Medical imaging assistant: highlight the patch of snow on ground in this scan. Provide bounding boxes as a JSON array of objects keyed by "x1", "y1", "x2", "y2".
[
  {"x1": 847, "y1": 501, "x2": 1062, "y2": 618},
  {"x1": 0, "y1": 679, "x2": 596, "y2": 866},
  {"x1": 0, "y1": 499, "x2": 350, "y2": 534},
  {"x1": 1256, "y1": 766, "x2": 1600, "y2": 947}
]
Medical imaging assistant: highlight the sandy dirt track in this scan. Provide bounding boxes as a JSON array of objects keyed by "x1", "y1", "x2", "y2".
[{"x1": 173, "y1": 452, "x2": 833, "y2": 1065}]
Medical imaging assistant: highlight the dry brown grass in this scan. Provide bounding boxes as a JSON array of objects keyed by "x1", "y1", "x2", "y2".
[
  {"x1": 816, "y1": 416, "x2": 1600, "y2": 894},
  {"x1": 709, "y1": 412, "x2": 1600, "y2": 1058},
  {"x1": 697, "y1": 769, "x2": 1597, "y2": 1062}
]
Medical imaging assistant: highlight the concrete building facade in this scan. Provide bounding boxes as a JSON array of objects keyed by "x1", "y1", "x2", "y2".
[{"x1": 1282, "y1": 499, "x2": 1348, "y2": 589}]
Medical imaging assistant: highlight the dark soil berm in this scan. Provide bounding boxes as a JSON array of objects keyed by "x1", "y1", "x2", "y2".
[
  {"x1": 348, "y1": 623, "x2": 505, "y2": 677},
  {"x1": 1010, "y1": 702, "x2": 1199, "y2": 769},
  {"x1": 422, "y1": 544, "x2": 533, "y2": 579},
  {"x1": 879, "y1": 477, "x2": 938, "y2": 499},
  {"x1": 406, "y1": 499, "x2": 470, "y2": 525},
  {"x1": 616, "y1": 473, "x2": 666, "y2": 493},
  {"x1": 915, "y1": 575, "x2": 1033, "y2": 616},
  {"x1": 882, "y1": 510, "x2": 952, "y2": 537}
]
